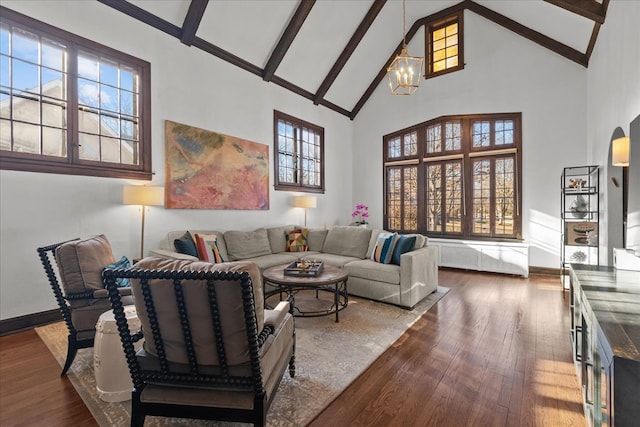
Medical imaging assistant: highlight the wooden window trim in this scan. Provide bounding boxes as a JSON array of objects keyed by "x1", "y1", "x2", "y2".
[
  {"x1": 0, "y1": 7, "x2": 152, "y2": 180},
  {"x1": 424, "y1": 10, "x2": 464, "y2": 79},
  {"x1": 383, "y1": 113, "x2": 522, "y2": 240},
  {"x1": 273, "y1": 110, "x2": 325, "y2": 194}
]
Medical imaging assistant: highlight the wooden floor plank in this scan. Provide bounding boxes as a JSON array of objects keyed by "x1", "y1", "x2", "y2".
[{"x1": 0, "y1": 269, "x2": 584, "y2": 427}]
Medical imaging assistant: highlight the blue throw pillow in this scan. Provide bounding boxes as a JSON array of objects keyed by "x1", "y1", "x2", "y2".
[
  {"x1": 105, "y1": 256, "x2": 131, "y2": 288},
  {"x1": 391, "y1": 235, "x2": 417, "y2": 265},
  {"x1": 174, "y1": 234, "x2": 199, "y2": 257}
]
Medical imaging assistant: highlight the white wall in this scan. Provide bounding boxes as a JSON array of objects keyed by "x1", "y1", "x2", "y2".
[
  {"x1": 352, "y1": 11, "x2": 588, "y2": 269},
  {"x1": 585, "y1": 1, "x2": 640, "y2": 264},
  {"x1": 0, "y1": 1, "x2": 353, "y2": 319}
]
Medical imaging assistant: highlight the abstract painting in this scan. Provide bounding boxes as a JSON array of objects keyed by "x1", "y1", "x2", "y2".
[{"x1": 165, "y1": 120, "x2": 269, "y2": 209}]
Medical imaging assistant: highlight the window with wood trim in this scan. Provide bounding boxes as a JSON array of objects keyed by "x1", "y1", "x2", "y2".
[
  {"x1": 384, "y1": 113, "x2": 522, "y2": 240},
  {"x1": 424, "y1": 11, "x2": 464, "y2": 78},
  {"x1": 0, "y1": 8, "x2": 151, "y2": 180},
  {"x1": 274, "y1": 110, "x2": 324, "y2": 193}
]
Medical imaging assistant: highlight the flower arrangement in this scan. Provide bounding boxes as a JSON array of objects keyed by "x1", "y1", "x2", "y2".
[{"x1": 352, "y1": 204, "x2": 369, "y2": 225}]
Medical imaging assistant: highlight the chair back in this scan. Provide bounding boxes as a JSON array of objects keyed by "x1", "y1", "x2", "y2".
[
  {"x1": 37, "y1": 238, "x2": 81, "y2": 334},
  {"x1": 104, "y1": 257, "x2": 268, "y2": 393}
]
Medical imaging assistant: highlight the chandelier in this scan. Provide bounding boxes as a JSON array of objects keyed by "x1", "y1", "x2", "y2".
[{"x1": 387, "y1": 0, "x2": 424, "y2": 95}]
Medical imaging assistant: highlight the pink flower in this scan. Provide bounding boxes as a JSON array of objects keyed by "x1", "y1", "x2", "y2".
[{"x1": 352, "y1": 204, "x2": 369, "y2": 223}]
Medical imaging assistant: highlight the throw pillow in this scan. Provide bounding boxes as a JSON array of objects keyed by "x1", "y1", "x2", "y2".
[
  {"x1": 371, "y1": 232, "x2": 398, "y2": 264},
  {"x1": 105, "y1": 256, "x2": 131, "y2": 288},
  {"x1": 391, "y1": 235, "x2": 417, "y2": 265},
  {"x1": 174, "y1": 232, "x2": 199, "y2": 257},
  {"x1": 287, "y1": 228, "x2": 309, "y2": 252},
  {"x1": 194, "y1": 233, "x2": 225, "y2": 263}
]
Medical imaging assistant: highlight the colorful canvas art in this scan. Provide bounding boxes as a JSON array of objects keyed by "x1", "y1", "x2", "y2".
[{"x1": 165, "y1": 120, "x2": 269, "y2": 210}]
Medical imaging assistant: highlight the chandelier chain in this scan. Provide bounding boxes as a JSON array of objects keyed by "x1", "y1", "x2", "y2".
[{"x1": 402, "y1": 0, "x2": 407, "y2": 48}]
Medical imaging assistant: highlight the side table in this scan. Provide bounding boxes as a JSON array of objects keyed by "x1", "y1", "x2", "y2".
[{"x1": 94, "y1": 305, "x2": 142, "y2": 402}]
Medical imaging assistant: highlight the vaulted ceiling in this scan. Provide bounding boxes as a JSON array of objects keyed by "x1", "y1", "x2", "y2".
[{"x1": 97, "y1": 0, "x2": 609, "y2": 119}]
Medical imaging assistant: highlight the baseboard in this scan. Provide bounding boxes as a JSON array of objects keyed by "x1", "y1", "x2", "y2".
[
  {"x1": 529, "y1": 266, "x2": 561, "y2": 276},
  {"x1": 0, "y1": 309, "x2": 61, "y2": 336}
]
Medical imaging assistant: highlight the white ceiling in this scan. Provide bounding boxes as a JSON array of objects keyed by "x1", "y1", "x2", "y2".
[{"x1": 117, "y1": 0, "x2": 601, "y2": 117}]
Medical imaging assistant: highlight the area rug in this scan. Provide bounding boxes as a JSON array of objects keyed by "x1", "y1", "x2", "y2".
[{"x1": 36, "y1": 287, "x2": 448, "y2": 426}]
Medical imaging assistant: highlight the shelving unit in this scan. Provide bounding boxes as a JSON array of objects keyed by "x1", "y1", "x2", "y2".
[{"x1": 561, "y1": 166, "x2": 599, "y2": 289}]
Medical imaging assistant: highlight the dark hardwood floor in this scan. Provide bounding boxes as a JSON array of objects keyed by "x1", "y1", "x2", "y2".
[{"x1": 0, "y1": 268, "x2": 584, "y2": 427}]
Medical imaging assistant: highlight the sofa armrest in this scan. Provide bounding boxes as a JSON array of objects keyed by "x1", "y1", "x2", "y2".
[
  {"x1": 399, "y1": 246, "x2": 439, "y2": 308},
  {"x1": 147, "y1": 248, "x2": 199, "y2": 261}
]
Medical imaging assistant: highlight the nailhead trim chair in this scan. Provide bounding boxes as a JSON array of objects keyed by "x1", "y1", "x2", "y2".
[
  {"x1": 103, "y1": 257, "x2": 295, "y2": 427},
  {"x1": 37, "y1": 235, "x2": 134, "y2": 375}
]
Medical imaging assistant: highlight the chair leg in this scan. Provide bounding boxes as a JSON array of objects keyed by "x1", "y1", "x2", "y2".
[
  {"x1": 288, "y1": 354, "x2": 296, "y2": 378},
  {"x1": 61, "y1": 334, "x2": 79, "y2": 376},
  {"x1": 130, "y1": 389, "x2": 145, "y2": 427}
]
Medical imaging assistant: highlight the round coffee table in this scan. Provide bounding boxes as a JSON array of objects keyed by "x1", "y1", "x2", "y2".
[{"x1": 262, "y1": 263, "x2": 348, "y2": 322}]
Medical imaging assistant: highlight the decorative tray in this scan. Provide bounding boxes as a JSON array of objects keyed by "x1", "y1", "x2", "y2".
[{"x1": 284, "y1": 261, "x2": 324, "y2": 277}]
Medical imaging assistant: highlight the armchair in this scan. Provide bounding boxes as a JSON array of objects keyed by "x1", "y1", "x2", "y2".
[
  {"x1": 37, "y1": 235, "x2": 134, "y2": 375},
  {"x1": 103, "y1": 257, "x2": 295, "y2": 427}
]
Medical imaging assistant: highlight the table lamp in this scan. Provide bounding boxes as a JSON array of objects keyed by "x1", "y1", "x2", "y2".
[{"x1": 292, "y1": 196, "x2": 317, "y2": 227}]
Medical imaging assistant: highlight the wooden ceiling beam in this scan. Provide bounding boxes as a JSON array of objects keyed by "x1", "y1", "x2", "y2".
[
  {"x1": 262, "y1": 0, "x2": 316, "y2": 82},
  {"x1": 466, "y1": 1, "x2": 587, "y2": 67},
  {"x1": 97, "y1": 0, "x2": 182, "y2": 38},
  {"x1": 585, "y1": 0, "x2": 610, "y2": 64},
  {"x1": 544, "y1": 0, "x2": 606, "y2": 24},
  {"x1": 313, "y1": 0, "x2": 387, "y2": 105},
  {"x1": 180, "y1": 0, "x2": 209, "y2": 46}
]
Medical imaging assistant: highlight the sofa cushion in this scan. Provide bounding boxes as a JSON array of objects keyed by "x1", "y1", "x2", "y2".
[
  {"x1": 174, "y1": 232, "x2": 199, "y2": 257},
  {"x1": 55, "y1": 234, "x2": 115, "y2": 298},
  {"x1": 224, "y1": 228, "x2": 272, "y2": 260},
  {"x1": 371, "y1": 232, "x2": 398, "y2": 264},
  {"x1": 307, "y1": 229, "x2": 328, "y2": 251},
  {"x1": 267, "y1": 225, "x2": 296, "y2": 254},
  {"x1": 243, "y1": 253, "x2": 298, "y2": 271},
  {"x1": 391, "y1": 235, "x2": 417, "y2": 265},
  {"x1": 321, "y1": 226, "x2": 372, "y2": 259},
  {"x1": 193, "y1": 233, "x2": 225, "y2": 263},
  {"x1": 345, "y1": 259, "x2": 400, "y2": 285},
  {"x1": 286, "y1": 228, "x2": 308, "y2": 252}
]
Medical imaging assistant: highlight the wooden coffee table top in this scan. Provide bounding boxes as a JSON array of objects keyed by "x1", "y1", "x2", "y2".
[{"x1": 262, "y1": 263, "x2": 347, "y2": 287}]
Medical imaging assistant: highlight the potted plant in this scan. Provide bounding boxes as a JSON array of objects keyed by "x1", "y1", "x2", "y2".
[
  {"x1": 571, "y1": 195, "x2": 589, "y2": 219},
  {"x1": 352, "y1": 204, "x2": 369, "y2": 227}
]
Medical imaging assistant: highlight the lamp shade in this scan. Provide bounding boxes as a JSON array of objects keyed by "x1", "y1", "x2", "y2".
[
  {"x1": 123, "y1": 186, "x2": 165, "y2": 206},
  {"x1": 292, "y1": 196, "x2": 317, "y2": 209},
  {"x1": 612, "y1": 136, "x2": 630, "y2": 167}
]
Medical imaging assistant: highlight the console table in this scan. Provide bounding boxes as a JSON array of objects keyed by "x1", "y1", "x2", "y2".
[{"x1": 569, "y1": 264, "x2": 640, "y2": 426}]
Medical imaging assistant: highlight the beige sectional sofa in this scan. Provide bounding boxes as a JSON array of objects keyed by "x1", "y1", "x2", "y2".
[{"x1": 150, "y1": 225, "x2": 438, "y2": 309}]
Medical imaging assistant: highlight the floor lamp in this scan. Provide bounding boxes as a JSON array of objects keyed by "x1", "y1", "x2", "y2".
[
  {"x1": 123, "y1": 185, "x2": 164, "y2": 259},
  {"x1": 292, "y1": 196, "x2": 317, "y2": 227}
]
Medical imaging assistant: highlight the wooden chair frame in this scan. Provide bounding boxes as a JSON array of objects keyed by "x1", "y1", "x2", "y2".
[{"x1": 103, "y1": 266, "x2": 295, "y2": 427}]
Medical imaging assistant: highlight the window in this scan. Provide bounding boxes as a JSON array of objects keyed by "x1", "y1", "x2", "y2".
[
  {"x1": 0, "y1": 8, "x2": 151, "y2": 180},
  {"x1": 424, "y1": 12, "x2": 463, "y2": 78},
  {"x1": 274, "y1": 110, "x2": 324, "y2": 193},
  {"x1": 384, "y1": 113, "x2": 522, "y2": 240}
]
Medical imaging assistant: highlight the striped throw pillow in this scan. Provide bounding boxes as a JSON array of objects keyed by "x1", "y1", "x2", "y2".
[
  {"x1": 194, "y1": 233, "x2": 225, "y2": 264},
  {"x1": 371, "y1": 232, "x2": 398, "y2": 264}
]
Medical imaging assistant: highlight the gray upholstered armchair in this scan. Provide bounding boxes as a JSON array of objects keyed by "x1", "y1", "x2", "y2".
[
  {"x1": 37, "y1": 235, "x2": 134, "y2": 375},
  {"x1": 103, "y1": 257, "x2": 295, "y2": 427}
]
